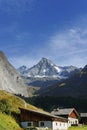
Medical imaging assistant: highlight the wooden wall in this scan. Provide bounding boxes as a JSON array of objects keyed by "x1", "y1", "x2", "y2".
[
  {"x1": 20, "y1": 109, "x2": 52, "y2": 122},
  {"x1": 69, "y1": 110, "x2": 78, "y2": 118}
]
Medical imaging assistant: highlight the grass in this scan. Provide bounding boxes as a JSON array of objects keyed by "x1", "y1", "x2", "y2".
[
  {"x1": 0, "y1": 90, "x2": 25, "y2": 113},
  {"x1": 0, "y1": 90, "x2": 47, "y2": 130},
  {"x1": 0, "y1": 90, "x2": 42, "y2": 113},
  {"x1": 69, "y1": 125, "x2": 87, "y2": 130},
  {"x1": 0, "y1": 112, "x2": 23, "y2": 130}
]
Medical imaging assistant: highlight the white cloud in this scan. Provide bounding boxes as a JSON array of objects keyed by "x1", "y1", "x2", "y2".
[
  {"x1": 46, "y1": 27, "x2": 87, "y2": 67},
  {"x1": 7, "y1": 26, "x2": 87, "y2": 68},
  {"x1": 49, "y1": 28, "x2": 87, "y2": 51}
]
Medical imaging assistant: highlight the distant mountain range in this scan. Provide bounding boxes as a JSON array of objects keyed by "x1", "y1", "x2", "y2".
[
  {"x1": 18, "y1": 57, "x2": 79, "y2": 78},
  {"x1": 18, "y1": 57, "x2": 80, "y2": 88}
]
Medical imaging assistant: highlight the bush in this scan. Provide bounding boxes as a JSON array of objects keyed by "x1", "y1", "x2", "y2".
[{"x1": 0, "y1": 99, "x2": 12, "y2": 115}]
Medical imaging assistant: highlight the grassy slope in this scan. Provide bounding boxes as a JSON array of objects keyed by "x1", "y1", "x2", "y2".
[
  {"x1": 0, "y1": 90, "x2": 42, "y2": 112},
  {"x1": 0, "y1": 90, "x2": 43, "y2": 130},
  {"x1": 0, "y1": 112, "x2": 23, "y2": 130}
]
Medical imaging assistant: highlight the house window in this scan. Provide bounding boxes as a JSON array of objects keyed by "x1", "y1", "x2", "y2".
[
  {"x1": 28, "y1": 122, "x2": 32, "y2": 126},
  {"x1": 40, "y1": 122, "x2": 44, "y2": 127}
]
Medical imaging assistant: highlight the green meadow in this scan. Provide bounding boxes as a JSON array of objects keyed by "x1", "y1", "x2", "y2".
[{"x1": 69, "y1": 126, "x2": 87, "y2": 130}]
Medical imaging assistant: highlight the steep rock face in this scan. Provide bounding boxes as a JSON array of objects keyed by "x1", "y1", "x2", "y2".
[{"x1": 0, "y1": 51, "x2": 28, "y2": 96}]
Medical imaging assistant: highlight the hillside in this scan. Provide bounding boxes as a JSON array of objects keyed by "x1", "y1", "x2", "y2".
[
  {"x1": 0, "y1": 90, "x2": 43, "y2": 113},
  {"x1": 36, "y1": 65, "x2": 87, "y2": 98},
  {"x1": 0, "y1": 112, "x2": 23, "y2": 130},
  {"x1": 0, "y1": 90, "x2": 44, "y2": 130}
]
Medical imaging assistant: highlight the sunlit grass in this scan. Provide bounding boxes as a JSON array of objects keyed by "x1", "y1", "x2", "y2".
[
  {"x1": 69, "y1": 125, "x2": 87, "y2": 130},
  {"x1": 0, "y1": 90, "x2": 40, "y2": 113},
  {"x1": 0, "y1": 112, "x2": 23, "y2": 130},
  {"x1": 0, "y1": 90, "x2": 48, "y2": 114}
]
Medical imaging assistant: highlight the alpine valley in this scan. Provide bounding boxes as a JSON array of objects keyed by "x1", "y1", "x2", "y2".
[
  {"x1": 0, "y1": 50, "x2": 87, "y2": 99},
  {"x1": 0, "y1": 50, "x2": 87, "y2": 112}
]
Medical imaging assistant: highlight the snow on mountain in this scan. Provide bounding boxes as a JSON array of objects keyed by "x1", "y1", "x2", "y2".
[
  {"x1": 18, "y1": 65, "x2": 28, "y2": 74},
  {"x1": 18, "y1": 57, "x2": 79, "y2": 79}
]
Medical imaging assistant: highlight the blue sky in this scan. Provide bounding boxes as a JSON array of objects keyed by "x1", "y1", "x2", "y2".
[{"x1": 0, "y1": 0, "x2": 87, "y2": 68}]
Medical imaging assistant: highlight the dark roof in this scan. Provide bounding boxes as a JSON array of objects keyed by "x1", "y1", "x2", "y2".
[
  {"x1": 19, "y1": 107, "x2": 68, "y2": 122},
  {"x1": 80, "y1": 113, "x2": 87, "y2": 117},
  {"x1": 51, "y1": 108, "x2": 78, "y2": 117}
]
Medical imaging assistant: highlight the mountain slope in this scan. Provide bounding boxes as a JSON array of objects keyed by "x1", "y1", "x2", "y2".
[
  {"x1": 0, "y1": 90, "x2": 44, "y2": 113},
  {"x1": 0, "y1": 51, "x2": 28, "y2": 96},
  {"x1": 0, "y1": 112, "x2": 23, "y2": 130},
  {"x1": 36, "y1": 65, "x2": 87, "y2": 98}
]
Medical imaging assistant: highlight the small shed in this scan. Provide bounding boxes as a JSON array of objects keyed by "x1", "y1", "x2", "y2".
[
  {"x1": 19, "y1": 108, "x2": 68, "y2": 130},
  {"x1": 51, "y1": 108, "x2": 79, "y2": 127}
]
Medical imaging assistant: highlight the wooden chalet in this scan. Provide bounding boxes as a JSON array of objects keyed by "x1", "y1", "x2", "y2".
[
  {"x1": 51, "y1": 108, "x2": 79, "y2": 127},
  {"x1": 19, "y1": 108, "x2": 68, "y2": 130}
]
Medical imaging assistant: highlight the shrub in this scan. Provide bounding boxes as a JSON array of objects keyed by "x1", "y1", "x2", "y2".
[{"x1": 0, "y1": 99, "x2": 12, "y2": 115}]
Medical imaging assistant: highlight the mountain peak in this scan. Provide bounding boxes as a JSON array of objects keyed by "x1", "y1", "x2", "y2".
[
  {"x1": 19, "y1": 58, "x2": 62, "y2": 77},
  {"x1": 18, "y1": 57, "x2": 79, "y2": 79},
  {"x1": 40, "y1": 57, "x2": 51, "y2": 63},
  {"x1": 41, "y1": 57, "x2": 47, "y2": 60},
  {"x1": 18, "y1": 58, "x2": 80, "y2": 88}
]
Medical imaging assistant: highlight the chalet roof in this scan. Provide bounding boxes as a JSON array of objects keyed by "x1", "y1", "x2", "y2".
[
  {"x1": 19, "y1": 107, "x2": 68, "y2": 122},
  {"x1": 80, "y1": 113, "x2": 87, "y2": 117},
  {"x1": 51, "y1": 108, "x2": 78, "y2": 117}
]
